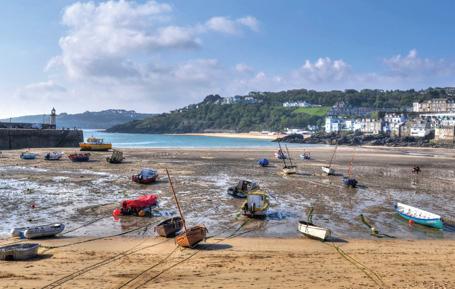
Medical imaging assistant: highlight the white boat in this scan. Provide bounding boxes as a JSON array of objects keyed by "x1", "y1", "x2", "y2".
[
  {"x1": 298, "y1": 220, "x2": 331, "y2": 241},
  {"x1": 11, "y1": 223, "x2": 65, "y2": 239},
  {"x1": 321, "y1": 166, "x2": 335, "y2": 175},
  {"x1": 395, "y1": 203, "x2": 443, "y2": 229},
  {"x1": 0, "y1": 243, "x2": 39, "y2": 261},
  {"x1": 44, "y1": 152, "x2": 63, "y2": 160}
]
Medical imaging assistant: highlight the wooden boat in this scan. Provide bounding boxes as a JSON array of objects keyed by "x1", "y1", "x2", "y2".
[
  {"x1": 395, "y1": 202, "x2": 443, "y2": 229},
  {"x1": 44, "y1": 152, "x2": 63, "y2": 160},
  {"x1": 0, "y1": 243, "x2": 39, "y2": 261},
  {"x1": 166, "y1": 169, "x2": 207, "y2": 248},
  {"x1": 80, "y1": 137, "x2": 112, "y2": 151},
  {"x1": 11, "y1": 223, "x2": 65, "y2": 239},
  {"x1": 68, "y1": 153, "x2": 90, "y2": 162},
  {"x1": 132, "y1": 168, "x2": 158, "y2": 184},
  {"x1": 106, "y1": 150, "x2": 124, "y2": 164},
  {"x1": 322, "y1": 144, "x2": 337, "y2": 175},
  {"x1": 155, "y1": 217, "x2": 184, "y2": 237},
  {"x1": 20, "y1": 152, "x2": 37, "y2": 160},
  {"x1": 241, "y1": 190, "x2": 270, "y2": 218},
  {"x1": 298, "y1": 220, "x2": 331, "y2": 241},
  {"x1": 227, "y1": 180, "x2": 259, "y2": 198}
]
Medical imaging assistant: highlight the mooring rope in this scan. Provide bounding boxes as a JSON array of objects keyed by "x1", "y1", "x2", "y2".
[{"x1": 360, "y1": 214, "x2": 395, "y2": 239}]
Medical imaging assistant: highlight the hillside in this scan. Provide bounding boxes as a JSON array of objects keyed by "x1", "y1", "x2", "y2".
[
  {"x1": 2, "y1": 109, "x2": 154, "y2": 129},
  {"x1": 107, "y1": 87, "x2": 454, "y2": 133}
]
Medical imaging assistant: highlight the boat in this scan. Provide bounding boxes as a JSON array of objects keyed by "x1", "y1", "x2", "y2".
[
  {"x1": 106, "y1": 150, "x2": 124, "y2": 164},
  {"x1": 154, "y1": 217, "x2": 184, "y2": 237},
  {"x1": 0, "y1": 243, "x2": 39, "y2": 261},
  {"x1": 395, "y1": 202, "x2": 443, "y2": 229},
  {"x1": 298, "y1": 220, "x2": 331, "y2": 241},
  {"x1": 11, "y1": 223, "x2": 65, "y2": 239},
  {"x1": 274, "y1": 149, "x2": 287, "y2": 160},
  {"x1": 113, "y1": 194, "x2": 158, "y2": 217},
  {"x1": 322, "y1": 143, "x2": 337, "y2": 175},
  {"x1": 44, "y1": 152, "x2": 63, "y2": 160},
  {"x1": 300, "y1": 151, "x2": 311, "y2": 160},
  {"x1": 68, "y1": 153, "x2": 90, "y2": 162},
  {"x1": 343, "y1": 152, "x2": 357, "y2": 188},
  {"x1": 280, "y1": 143, "x2": 297, "y2": 175},
  {"x1": 79, "y1": 137, "x2": 112, "y2": 151},
  {"x1": 20, "y1": 152, "x2": 37, "y2": 160},
  {"x1": 166, "y1": 169, "x2": 207, "y2": 248},
  {"x1": 257, "y1": 158, "x2": 269, "y2": 167},
  {"x1": 132, "y1": 168, "x2": 158, "y2": 184},
  {"x1": 241, "y1": 190, "x2": 270, "y2": 218},
  {"x1": 227, "y1": 180, "x2": 259, "y2": 198}
]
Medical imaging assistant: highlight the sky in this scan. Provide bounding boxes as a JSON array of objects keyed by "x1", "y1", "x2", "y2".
[{"x1": 1, "y1": 0, "x2": 455, "y2": 118}]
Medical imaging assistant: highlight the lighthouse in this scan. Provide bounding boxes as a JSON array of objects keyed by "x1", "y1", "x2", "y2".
[{"x1": 50, "y1": 107, "x2": 56, "y2": 128}]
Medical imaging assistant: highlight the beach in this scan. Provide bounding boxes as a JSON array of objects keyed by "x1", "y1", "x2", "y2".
[
  {"x1": 1, "y1": 146, "x2": 455, "y2": 288},
  {"x1": 175, "y1": 132, "x2": 285, "y2": 140}
]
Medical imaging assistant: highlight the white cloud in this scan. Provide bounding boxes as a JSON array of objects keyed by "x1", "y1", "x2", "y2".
[
  {"x1": 205, "y1": 16, "x2": 259, "y2": 34},
  {"x1": 292, "y1": 57, "x2": 350, "y2": 83},
  {"x1": 17, "y1": 80, "x2": 67, "y2": 101},
  {"x1": 235, "y1": 63, "x2": 253, "y2": 73}
]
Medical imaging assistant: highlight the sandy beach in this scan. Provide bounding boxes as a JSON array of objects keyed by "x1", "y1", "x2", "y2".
[{"x1": 1, "y1": 146, "x2": 455, "y2": 288}]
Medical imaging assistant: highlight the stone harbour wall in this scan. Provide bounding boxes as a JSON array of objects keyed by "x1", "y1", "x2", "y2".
[{"x1": 0, "y1": 129, "x2": 83, "y2": 150}]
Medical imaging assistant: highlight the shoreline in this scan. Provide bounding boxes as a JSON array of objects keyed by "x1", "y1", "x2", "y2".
[{"x1": 172, "y1": 132, "x2": 284, "y2": 140}]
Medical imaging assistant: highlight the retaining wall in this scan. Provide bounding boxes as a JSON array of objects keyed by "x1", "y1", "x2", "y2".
[{"x1": 0, "y1": 129, "x2": 83, "y2": 150}]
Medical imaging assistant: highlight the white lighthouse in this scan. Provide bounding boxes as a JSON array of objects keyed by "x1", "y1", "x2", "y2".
[{"x1": 50, "y1": 107, "x2": 56, "y2": 128}]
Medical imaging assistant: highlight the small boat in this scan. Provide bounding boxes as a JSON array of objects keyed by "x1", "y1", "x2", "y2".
[
  {"x1": 20, "y1": 152, "x2": 37, "y2": 160},
  {"x1": 395, "y1": 202, "x2": 443, "y2": 229},
  {"x1": 132, "y1": 168, "x2": 158, "y2": 184},
  {"x1": 44, "y1": 152, "x2": 63, "y2": 160},
  {"x1": 241, "y1": 190, "x2": 270, "y2": 218},
  {"x1": 106, "y1": 150, "x2": 124, "y2": 164},
  {"x1": 80, "y1": 137, "x2": 112, "y2": 151},
  {"x1": 155, "y1": 217, "x2": 184, "y2": 237},
  {"x1": 114, "y1": 194, "x2": 158, "y2": 217},
  {"x1": 274, "y1": 149, "x2": 287, "y2": 160},
  {"x1": 343, "y1": 177, "x2": 358, "y2": 188},
  {"x1": 257, "y1": 158, "x2": 269, "y2": 167},
  {"x1": 298, "y1": 220, "x2": 331, "y2": 241},
  {"x1": 68, "y1": 153, "x2": 90, "y2": 162},
  {"x1": 322, "y1": 143, "x2": 337, "y2": 175},
  {"x1": 11, "y1": 223, "x2": 65, "y2": 239},
  {"x1": 0, "y1": 243, "x2": 39, "y2": 261},
  {"x1": 166, "y1": 169, "x2": 207, "y2": 248},
  {"x1": 280, "y1": 144, "x2": 297, "y2": 175},
  {"x1": 300, "y1": 152, "x2": 311, "y2": 160},
  {"x1": 227, "y1": 180, "x2": 259, "y2": 198}
]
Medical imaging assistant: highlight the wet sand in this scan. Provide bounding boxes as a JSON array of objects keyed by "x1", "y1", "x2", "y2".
[{"x1": 1, "y1": 146, "x2": 455, "y2": 288}]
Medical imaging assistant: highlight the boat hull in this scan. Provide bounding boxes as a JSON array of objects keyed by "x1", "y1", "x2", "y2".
[
  {"x1": 80, "y1": 143, "x2": 112, "y2": 151},
  {"x1": 0, "y1": 243, "x2": 39, "y2": 261},
  {"x1": 343, "y1": 177, "x2": 358, "y2": 188},
  {"x1": 282, "y1": 166, "x2": 297, "y2": 175},
  {"x1": 12, "y1": 224, "x2": 65, "y2": 239},
  {"x1": 155, "y1": 217, "x2": 183, "y2": 237},
  {"x1": 175, "y1": 225, "x2": 207, "y2": 248},
  {"x1": 132, "y1": 175, "x2": 158, "y2": 184},
  {"x1": 321, "y1": 166, "x2": 335, "y2": 175},
  {"x1": 68, "y1": 154, "x2": 90, "y2": 162},
  {"x1": 395, "y1": 202, "x2": 443, "y2": 229},
  {"x1": 298, "y1": 222, "x2": 331, "y2": 241}
]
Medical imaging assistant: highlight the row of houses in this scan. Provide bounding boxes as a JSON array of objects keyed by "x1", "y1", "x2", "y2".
[
  {"x1": 412, "y1": 98, "x2": 455, "y2": 113},
  {"x1": 282, "y1": 101, "x2": 321, "y2": 108}
]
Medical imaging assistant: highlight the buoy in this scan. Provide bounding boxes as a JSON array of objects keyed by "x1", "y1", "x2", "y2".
[
  {"x1": 138, "y1": 210, "x2": 145, "y2": 217},
  {"x1": 408, "y1": 219, "x2": 414, "y2": 225},
  {"x1": 112, "y1": 208, "x2": 121, "y2": 217}
]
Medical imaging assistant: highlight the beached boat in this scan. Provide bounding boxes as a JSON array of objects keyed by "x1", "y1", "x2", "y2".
[
  {"x1": 241, "y1": 190, "x2": 270, "y2": 218},
  {"x1": 113, "y1": 194, "x2": 158, "y2": 217},
  {"x1": 278, "y1": 143, "x2": 297, "y2": 175},
  {"x1": 258, "y1": 158, "x2": 269, "y2": 167},
  {"x1": 155, "y1": 217, "x2": 184, "y2": 237},
  {"x1": 300, "y1": 151, "x2": 311, "y2": 160},
  {"x1": 0, "y1": 243, "x2": 39, "y2": 261},
  {"x1": 298, "y1": 220, "x2": 331, "y2": 241},
  {"x1": 227, "y1": 180, "x2": 259, "y2": 198},
  {"x1": 343, "y1": 152, "x2": 357, "y2": 187},
  {"x1": 322, "y1": 144, "x2": 337, "y2": 175},
  {"x1": 395, "y1": 202, "x2": 443, "y2": 229},
  {"x1": 44, "y1": 152, "x2": 63, "y2": 160},
  {"x1": 20, "y1": 152, "x2": 37, "y2": 160},
  {"x1": 274, "y1": 149, "x2": 287, "y2": 160},
  {"x1": 106, "y1": 150, "x2": 124, "y2": 164},
  {"x1": 68, "y1": 153, "x2": 90, "y2": 162},
  {"x1": 79, "y1": 137, "x2": 112, "y2": 151},
  {"x1": 132, "y1": 168, "x2": 158, "y2": 184},
  {"x1": 166, "y1": 169, "x2": 207, "y2": 248},
  {"x1": 11, "y1": 223, "x2": 65, "y2": 239}
]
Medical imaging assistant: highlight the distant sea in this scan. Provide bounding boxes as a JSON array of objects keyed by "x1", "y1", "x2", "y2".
[{"x1": 83, "y1": 129, "x2": 281, "y2": 148}]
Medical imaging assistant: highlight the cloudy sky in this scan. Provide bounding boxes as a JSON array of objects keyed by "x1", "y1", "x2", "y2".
[{"x1": 1, "y1": 0, "x2": 455, "y2": 118}]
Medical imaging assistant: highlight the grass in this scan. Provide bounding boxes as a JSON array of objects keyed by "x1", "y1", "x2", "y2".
[{"x1": 293, "y1": 106, "x2": 330, "y2": 117}]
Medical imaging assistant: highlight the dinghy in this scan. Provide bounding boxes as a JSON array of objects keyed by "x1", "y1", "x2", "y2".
[
  {"x1": 11, "y1": 223, "x2": 65, "y2": 239},
  {"x1": 300, "y1": 151, "x2": 311, "y2": 160},
  {"x1": 298, "y1": 220, "x2": 331, "y2": 241},
  {"x1": 227, "y1": 180, "x2": 259, "y2": 198},
  {"x1": 166, "y1": 169, "x2": 207, "y2": 248},
  {"x1": 0, "y1": 243, "x2": 39, "y2": 261},
  {"x1": 132, "y1": 168, "x2": 158, "y2": 184},
  {"x1": 395, "y1": 202, "x2": 443, "y2": 229},
  {"x1": 155, "y1": 217, "x2": 183, "y2": 237},
  {"x1": 241, "y1": 190, "x2": 270, "y2": 218},
  {"x1": 114, "y1": 194, "x2": 158, "y2": 217},
  {"x1": 68, "y1": 153, "x2": 90, "y2": 162},
  {"x1": 44, "y1": 152, "x2": 63, "y2": 160},
  {"x1": 20, "y1": 152, "x2": 37, "y2": 160}
]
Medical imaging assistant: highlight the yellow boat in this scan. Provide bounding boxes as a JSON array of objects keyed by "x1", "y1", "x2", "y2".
[
  {"x1": 80, "y1": 137, "x2": 112, "y2": 151},
  {"x1": 241, "y1": 190, "x2": 270, "y2": 218}
]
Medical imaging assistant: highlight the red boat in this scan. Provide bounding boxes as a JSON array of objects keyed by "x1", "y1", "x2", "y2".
[
  {"x1": 68, "y1": 153, "x2": 90, "y2": 162},
  {"x1": 113, "y1": 194, "x2": 158, "y2": 217},
  {"x1": 132, "y1": 168, "x2": 158, "y2": 184}
]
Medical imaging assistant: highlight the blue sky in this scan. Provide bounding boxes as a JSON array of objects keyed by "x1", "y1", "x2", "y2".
[{"x1": 1, "y1": 0, "x2": 455, "y2": 118}]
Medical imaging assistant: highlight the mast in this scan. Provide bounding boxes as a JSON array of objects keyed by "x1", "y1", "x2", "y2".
[
  {"x1": 328, "y1": 142, "x2": 338, "y2": 168},
  {"x1": 285, "y1": 144, "x2": 294, "y2": 167},
  {"x1": 277, "y1": 142, "x2": 288, "y2": 167},
  {"x1": 348, "y1": 149, "x2": 356, "y2": 178},
  {"x1": 166, "y1": 168, "x2": 188, "y2": 232}
]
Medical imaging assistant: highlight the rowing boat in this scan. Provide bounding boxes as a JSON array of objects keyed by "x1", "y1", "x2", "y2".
[
  {"x1": 11, "y1": 223, "x2": 65, "y2": 239},
  {"x1": 395, "y1": 202, "x2": 443, "y2": 229},
  {"x1": 0, "y1": 243, "x2": 39, "y2": 261},
  {"x1": 298, "y1": 220, "x2": 331, "y2": 241}
]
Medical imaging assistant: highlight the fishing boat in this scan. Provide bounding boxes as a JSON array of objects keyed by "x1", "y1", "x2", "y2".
[
  {"x1": 227, "y1": 180, "x2": 259, "y2": 198},
  {"x1": 322, "y1": 143, "x2": 337, "y2": 176},
  {"x1": 241, "y1": 190, "x2": 270, "y2": 218},
  {"x1": 155, "y1": 217, "x2": 184, "y2": 237},
  {"x1": 79, "y1": 137, "x2": 112, "y2": 151},
  {"x1": 257, "y1": 158, "x2": 269, "y2": 167},
  {"x1": 44, "y1": 152, "x2": 63, "y2": 160},
  {"x1": 20, "y1": 152, "x2": 37, "y2": 160},
  {"x1": 106, "y1": 150, "x2": 124, "y2": 164},
  {"x1": 11, "y1": 223, "x2": 65, "y2": 239},
  {"x1": 132, "y1": 168, "x2": 158, "y2": 184},
  {"x1": 68, "y1": 153, "x2": 90, "y2": 162},
  {"x1": 0, "y1": 243, "x2": 39, "y2": 261},
  {"x1": 395, "y1": 202, "x2": 443, "y2": 229},
  {"x1": 343, "y1": 151, "x2": 357, "y2": 188},
  {"x1": 166, "y1": 169, "x2": 207, "y2": 248},
  {"x1": 113, "y1": 194, "x2": 158, "y2": 217}
]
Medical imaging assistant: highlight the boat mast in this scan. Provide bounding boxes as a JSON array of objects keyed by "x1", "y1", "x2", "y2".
[
  {"x1": 277, "y1": 142, "x2": 288, "y2": 167},
  {"x1": 348, "y1": 149, "x2": 355, "y2": 178},
  {"x1": 328, "y1": 142, "x2": 338, "y2": 169},
  {"x1": 285, "y1": 144, "x2": 294, "y2": 167},
  {"x1": 166, "y1": 168, "x2": 188, "y2": 232}
]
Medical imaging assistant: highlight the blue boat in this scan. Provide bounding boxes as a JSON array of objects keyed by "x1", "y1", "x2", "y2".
[
  {"x1": 395, "y1": 202, "x2": 443, "y2": 229},
  {"x1": 258, "y1": 158, "x2": 269, "y2": 167},
  {"x1": 343, "y1": 177, "x2": 358, "y2": 188},
  {"x1": 20, "y1": 152, "x2": 37, "y2": 160}
]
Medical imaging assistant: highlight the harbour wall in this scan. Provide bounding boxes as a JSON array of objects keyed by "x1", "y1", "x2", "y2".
[{"x1": 0, "y1": 129, "x2": 83, "y2": 150}]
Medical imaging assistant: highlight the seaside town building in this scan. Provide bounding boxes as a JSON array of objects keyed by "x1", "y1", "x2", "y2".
[
  {"x1": 434, "y1": 126, "x2": 455, "y2": 144},
  {"x1": 412, "y1": 98, "x2": 455, "y2": 113}
]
